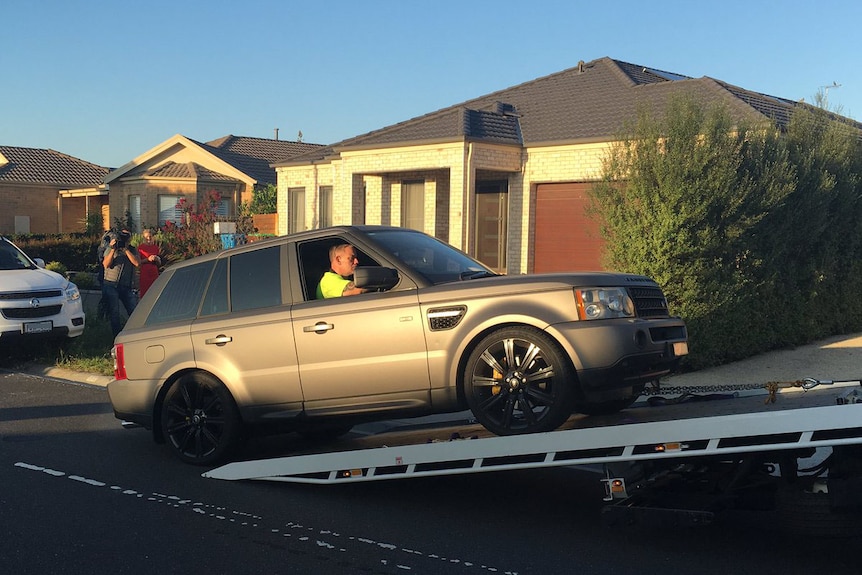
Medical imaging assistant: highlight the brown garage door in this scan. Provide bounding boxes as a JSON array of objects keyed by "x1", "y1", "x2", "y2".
[{"x1": 534, "y1": 182, "x2": 604, "y2": 273}]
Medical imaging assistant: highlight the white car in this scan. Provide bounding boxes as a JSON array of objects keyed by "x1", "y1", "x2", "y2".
[{"x1": 0, "y1": 236, "x2": 85, "y2": 342}]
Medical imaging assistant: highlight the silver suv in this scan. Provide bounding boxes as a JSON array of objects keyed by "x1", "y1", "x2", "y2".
[
  {"x1": 108, "y1": 226, "x2": 688, "y2": 465},
  {"x1": 0, "y1": 236, "x2": 85, "y2": 342}
]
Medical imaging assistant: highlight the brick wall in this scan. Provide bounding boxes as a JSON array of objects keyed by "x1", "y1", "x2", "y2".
[{"x1": 275, "y1": 140, "x2": 612, "y2": 273}]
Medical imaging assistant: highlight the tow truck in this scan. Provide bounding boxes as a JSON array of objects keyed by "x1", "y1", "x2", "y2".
[{"x1": 203, "y1": 378, "x2": 862, "y2": 533}]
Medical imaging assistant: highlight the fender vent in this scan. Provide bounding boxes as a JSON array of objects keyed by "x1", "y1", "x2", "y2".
[{"x1": 427, "y1": 306, "x2": 467, "y2": 331}]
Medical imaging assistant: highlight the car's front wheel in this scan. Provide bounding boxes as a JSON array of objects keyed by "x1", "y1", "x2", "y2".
[
  {"x1": 464, "y1": 326, "x2": 575, "y2": 435},
  {"x1": 160, "y1": 372, "x2": 242, "y2": 465}
]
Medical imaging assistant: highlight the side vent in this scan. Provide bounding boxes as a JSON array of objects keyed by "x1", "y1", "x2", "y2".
[{"x1": 427, "y1": 306, "x2": 467, "y2": 331}]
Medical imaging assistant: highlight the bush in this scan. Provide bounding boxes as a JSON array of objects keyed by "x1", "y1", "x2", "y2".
[
  {"x1": 590, "y1": 95, "x2": 862, "y2": 369},
  {"x1": 71, "y1": 271, "x2": 97, "y2": 290},
  {"x1": 45, "y1": 261, "x2": 68, "y2": 276},
  {"x1": 10, "y1": 233, "x2": 102, "y2": 273}
]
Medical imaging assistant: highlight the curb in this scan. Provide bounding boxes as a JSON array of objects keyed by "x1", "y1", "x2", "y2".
[{"x1": 24, "y1": 364, "x2": 113, "y2": 387}]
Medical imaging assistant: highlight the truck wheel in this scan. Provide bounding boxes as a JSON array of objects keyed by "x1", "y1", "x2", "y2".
[
  {"x1": 464, "y1": 326, "x2": 575, "y2": 435},
  {"x1": 161, "y1": 372, "x2": 242, "y2": 466}
]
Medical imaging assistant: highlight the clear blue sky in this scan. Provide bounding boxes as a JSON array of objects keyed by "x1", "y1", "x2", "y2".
[{"x1": 2, "y1": 0, "x2": 859, "y2": 169}]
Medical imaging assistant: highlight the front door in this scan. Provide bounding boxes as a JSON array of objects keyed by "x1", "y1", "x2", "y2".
[{"x1": 474, "y1": 181, "x2": 508, "y2": 273}]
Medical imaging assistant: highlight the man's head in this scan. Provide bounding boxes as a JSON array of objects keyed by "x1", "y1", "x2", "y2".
[{"x1": 329, "y1": 244, "x2": 359, "y2": 277}]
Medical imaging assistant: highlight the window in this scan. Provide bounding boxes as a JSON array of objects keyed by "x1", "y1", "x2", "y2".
[
  {"x1": 145, "y1": 262, "x2": 214, "y2": 326},
  {"x1": 128, "y1": 195, "x2": 141, "y2": 232},
  {"x1": 159, "y1": 195, "x2": 185, "y2": 227},
  {"x1": 216, "y1": 197, "x2": 231, "y2": 218},
  {"x1": 288, "y1": 187, "x2": 305, "y2": 234},
  {"x1": 319, "y1": 185, "x2": 333, "y2": 228},
  {"x1": 401, "y1": 181, "x2": 424, "y2": 232},
  {"x1": 229, "y1": 246, "x2": 282, "y2": 311},
  {"x1": 199, "y1": 259, "x2": 228, "y2": 316}
]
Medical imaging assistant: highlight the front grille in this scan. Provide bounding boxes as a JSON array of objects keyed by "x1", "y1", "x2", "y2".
[
  {"x1": 2, "y1": 305, "x2": 63, "y2": 319},
  {"x1": 629, "y1": 286, "x2": 669, "y2": 318},
  {"x1": 0, "y1": 289, "x2": 63, "y2": 300}
]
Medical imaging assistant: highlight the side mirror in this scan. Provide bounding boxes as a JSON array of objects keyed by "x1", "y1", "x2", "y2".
[
  {"x1": 353, "y1": 266, "x2": 399, "y2": 291},
  {"x1": 34, "y1": 258, "x2": 46, "y2": 268}
]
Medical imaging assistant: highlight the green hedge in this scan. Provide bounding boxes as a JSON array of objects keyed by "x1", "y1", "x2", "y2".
[{"x1": 6, "y1": 233, "x2": 103, "y2": 273}]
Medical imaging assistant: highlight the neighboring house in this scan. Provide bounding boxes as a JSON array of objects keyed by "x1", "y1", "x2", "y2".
[
  {"x1": 274, "y1": 56, "x2": 862, "y2": 274},
  {"x1": 104, "y1": 134, "x2": 324, "y2": 232},
  {"x1": 0, "y1": 146, "x2": 109, "y2": 235}
]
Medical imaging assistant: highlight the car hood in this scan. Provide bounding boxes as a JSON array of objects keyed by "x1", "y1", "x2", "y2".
[
  {"x1": 0, "y1": 268, "x2": 69, "y2": 292},
  {"x1": 423, "y1": 271, "x2": 658, "y2": 294}
]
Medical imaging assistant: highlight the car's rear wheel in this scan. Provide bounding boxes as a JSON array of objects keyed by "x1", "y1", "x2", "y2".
[
  {"x1": 161, "y1": 372, "x2": 242, "y2": 466},
  {"x1": 464, "y1": 326, "x2": 575, "y2": 435}
]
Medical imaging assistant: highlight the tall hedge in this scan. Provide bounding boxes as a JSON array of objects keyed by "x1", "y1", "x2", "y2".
[
  {"x1": 5, "y1": 233, "x2": 102, "y2": 273},
  {"x1": 590, "y1": 95, "x2": 862, "y2": 369}
]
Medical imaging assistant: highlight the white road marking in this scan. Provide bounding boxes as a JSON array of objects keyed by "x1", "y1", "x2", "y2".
[{"x1": 13, "y1": 461, "x2": 519, "y2": 574}]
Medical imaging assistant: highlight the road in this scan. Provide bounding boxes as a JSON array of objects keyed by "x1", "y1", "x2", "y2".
[{"x1": 1, "y1": 368, "x2": 859, "y2": 575}]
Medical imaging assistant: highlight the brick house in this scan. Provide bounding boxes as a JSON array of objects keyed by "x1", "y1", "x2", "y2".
[
  {"x1": 104, "y1": 134, "x2": 324, "y2": 232},
  {"x1": 274, "y1": 56, "x2": 861, "y2": 274},
  {"x1": 0, "y1": 146, "x2": 109, "y2": 234}
]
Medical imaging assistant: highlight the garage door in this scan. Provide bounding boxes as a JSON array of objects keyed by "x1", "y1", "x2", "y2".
[{"x1": 534, "y1": 182, "x2": 604, "y2": 273}]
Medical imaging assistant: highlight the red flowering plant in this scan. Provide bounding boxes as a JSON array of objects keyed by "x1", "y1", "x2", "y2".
[{"x1": 159, "y1": 190, "x2": 225, "y2": 265}]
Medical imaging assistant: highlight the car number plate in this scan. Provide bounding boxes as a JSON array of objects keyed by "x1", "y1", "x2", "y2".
[
  {"x1": 23, "y1": 320, "x2": 53, "y2": 334},
  {"x1": 672, "y1": 342, "x2": 689, "y2": 356}
]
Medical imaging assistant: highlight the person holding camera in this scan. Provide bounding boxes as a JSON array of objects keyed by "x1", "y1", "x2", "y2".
[{"x1": 102, "y1": 229, "x2": 140, "y2": 337}]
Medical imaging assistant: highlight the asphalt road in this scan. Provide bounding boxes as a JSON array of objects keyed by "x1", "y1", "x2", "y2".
[{"x1": 2, "y1": 340, "x2": 862, "y2": 574}]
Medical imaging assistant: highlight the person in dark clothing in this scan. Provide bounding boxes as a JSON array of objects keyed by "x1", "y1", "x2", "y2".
[{"x1": 101, "y1": 229, "x2": 140, "y2": 336}]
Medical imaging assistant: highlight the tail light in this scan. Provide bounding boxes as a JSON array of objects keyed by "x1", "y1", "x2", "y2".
[{"x1": 112, "y1": 344, "x2": 127, "y2": 381}]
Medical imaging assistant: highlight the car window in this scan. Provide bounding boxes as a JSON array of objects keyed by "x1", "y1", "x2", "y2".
[
  {"x1": 199, "y1": 258, "x2": 228, "y2": 317},
  {"x1": 0, "y1": 240, "x2": 34, "y2": 270},
  {"x1": 297, "y1": 238, "x2": 379, "y2": 301},
  {"x1": 229, "y1": 246, "x2": 282, "y2": 312},
  {"x1": 145, "y1": 261, "x2": 214, "y2": 326}
]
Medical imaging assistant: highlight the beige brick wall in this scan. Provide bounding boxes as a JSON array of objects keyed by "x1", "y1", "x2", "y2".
[
  {"x1": 275, "y1": 140, "x2": 612, "y2": 273},
  {"x1": 0, "y1": 183, "x2": 61, "y2": 234}
]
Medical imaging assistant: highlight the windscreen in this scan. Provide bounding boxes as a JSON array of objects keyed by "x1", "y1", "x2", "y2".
[{"x1": 367, "y1": 229, "x2": 495, "y2": 285}]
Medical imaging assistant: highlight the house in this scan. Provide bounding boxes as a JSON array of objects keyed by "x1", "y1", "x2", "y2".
[
  {"x1": 104, "y1": 134, "x2": 324, "y2": 232},
  {"x1": 0, "y1": 146, "x2": 109, "y2": 234},
  {"x1": 273, "y1": 56, "x2": 861, "y2": 274}
]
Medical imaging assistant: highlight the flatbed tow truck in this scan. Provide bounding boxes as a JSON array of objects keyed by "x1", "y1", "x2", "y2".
[{"x1": 203, "y1": 378, "x2": 862, "y2": 532}]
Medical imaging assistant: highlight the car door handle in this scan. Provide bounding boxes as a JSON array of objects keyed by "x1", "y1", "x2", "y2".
[
  {"x1": 205, "y1": 335, "x2": 233, "y2": 346},
  {"x1": 304, "y1": 322, "x2": 334, "y2": 334}
]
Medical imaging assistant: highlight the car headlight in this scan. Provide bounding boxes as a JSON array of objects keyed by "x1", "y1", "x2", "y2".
[
  {"x1": 575, "y1": 287, "x2": 634, "y2": 320},
  {"x1": 64, "y1": 282, "x2": 81, "y2": 302}
]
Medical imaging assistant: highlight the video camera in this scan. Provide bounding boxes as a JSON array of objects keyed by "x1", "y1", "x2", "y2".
[{"x1": 107, "y1": 229, "x2": 132, "y2": 250}]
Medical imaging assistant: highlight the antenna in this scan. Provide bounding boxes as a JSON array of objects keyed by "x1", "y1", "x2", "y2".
[{"x1": 820, "y1": 81, "x2": 841, "y2": 107}]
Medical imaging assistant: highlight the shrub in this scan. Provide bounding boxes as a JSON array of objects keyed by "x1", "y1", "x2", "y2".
[
  {"x1": 71, "y1": 271, "x2": 97, "y2": 290},
  {"x1": 45, "y1": 261, "x2": 68, "y2": 276}
]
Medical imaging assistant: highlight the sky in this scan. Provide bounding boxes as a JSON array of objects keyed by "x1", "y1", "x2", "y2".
[{"x1": 2, "y1": 0, "x2": 860, "y2": 169}]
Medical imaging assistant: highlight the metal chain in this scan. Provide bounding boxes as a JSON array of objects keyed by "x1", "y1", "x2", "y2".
[{"x1": 642, "y1": 378, "x2": 846, "y2": 404}]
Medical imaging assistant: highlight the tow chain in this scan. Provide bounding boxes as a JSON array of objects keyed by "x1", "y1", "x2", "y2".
[{"x1": 643, "y1": 378, "x2": 858, "y2": 405}]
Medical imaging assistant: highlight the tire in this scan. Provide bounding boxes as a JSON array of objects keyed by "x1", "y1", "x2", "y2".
[
  {"x1": 160, "y1": 372, "x2": 242, "y2": 466},
  {"x1": 574, "y1": 386, "x2": 643, "y2": 416},
  {"x1": 464, "y1": 326, "x2": 575, "y2": 435}
]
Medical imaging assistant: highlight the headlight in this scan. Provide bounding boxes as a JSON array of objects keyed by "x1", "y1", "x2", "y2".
[
  {"x1": 64, "y1": 282, "x2": 81, "y2": 302},
  {"x1": 575, "y1": 287, "x2": 634, "y2": 320}
]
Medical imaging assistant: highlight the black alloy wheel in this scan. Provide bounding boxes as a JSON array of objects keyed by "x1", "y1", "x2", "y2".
[
  {"x1": 161, "y1": 372, "x2": 242, "y2": 465},
  {"x1": 464, "y1": 326, "x2": 575, "y2": 435}
]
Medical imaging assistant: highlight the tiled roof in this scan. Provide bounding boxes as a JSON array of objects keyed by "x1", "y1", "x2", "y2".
[
  {"x1": 146, "y1": 161, "x2": 242, "y2": 181},
  {"x1": 195, "y1": 135, "x2": 325, "y2": 185},
  {"x1": 327, "y1": 57, "x2": 861, "y2": 151},
  {"x1": 0, "y1": 145, "x2": 108, "y2": 186}
]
